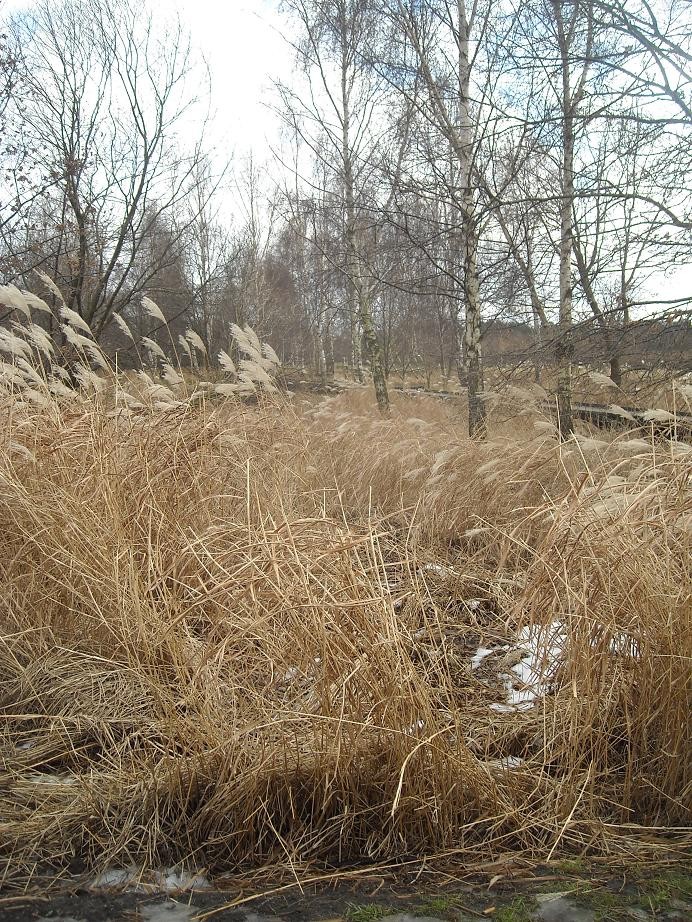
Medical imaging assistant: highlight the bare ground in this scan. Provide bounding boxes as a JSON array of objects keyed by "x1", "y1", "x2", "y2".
[{"x1": 1, "y1": 862, "x2": 690, "y2": 922}]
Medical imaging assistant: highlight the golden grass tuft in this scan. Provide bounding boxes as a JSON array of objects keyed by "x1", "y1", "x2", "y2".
[{"x1": 0, "y1": 372, "x2": 690, "y2": 885}]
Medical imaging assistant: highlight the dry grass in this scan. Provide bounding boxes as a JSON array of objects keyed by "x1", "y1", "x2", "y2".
[{"x1": 0, "y1": 303, "x2": 690, "y2": 888}]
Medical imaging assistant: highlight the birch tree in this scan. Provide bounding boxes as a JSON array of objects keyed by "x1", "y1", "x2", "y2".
[
  {"x1": 378, "y1": 0, "x2": 497, "y2": 435},
  {"x1": 278, "y1": 0, "x2": 390, "y2": 412},
  {"x1": 502, "y1": 0, "x2": 690, "y2": 415},
  {"x1": 550, "y1": 0, "x2": 593, "y2": 435}
]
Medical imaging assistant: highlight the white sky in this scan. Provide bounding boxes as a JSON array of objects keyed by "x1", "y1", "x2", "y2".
[{"x1": 174, "y1": 0, "x2": 293, "y2": 158}]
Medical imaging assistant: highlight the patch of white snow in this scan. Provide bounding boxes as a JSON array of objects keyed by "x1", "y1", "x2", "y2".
[
  {"x1": 90, "y1": 866, "x2": 211, "y2": 894},
  {"x1": 471, "y1": 647, "x2": 495, "y2": 669},
  {"x1": 491, "y1": 621, "x2": 566, "y2": 712}
]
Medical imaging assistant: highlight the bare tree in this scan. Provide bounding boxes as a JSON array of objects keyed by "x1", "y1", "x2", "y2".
[
  {"x1": 1, "y1": 0, "x2": 214, "y2": 336},
  {"x1": 0, "y1": 4, "x2": 14, "y2": 125},
  {"x1": 265, "y1": 0, "x2": 690, "y2": 408},
  {"x1": 549, "y1": 0, "x2": 594, "y2": 435},
  {"x1": 277, "y1": 0, "x2": 391, "y2": 412},
  {"x1": 498, "y1": 0, "x2": 690, "y2": 414},
  {"x1": 376, "y1": 0, "x2": 504, "y2": 435}
]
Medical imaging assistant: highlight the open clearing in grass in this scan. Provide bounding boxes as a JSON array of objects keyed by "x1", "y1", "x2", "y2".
[{"x1": 0, "y1": 327, "x2": 690, "y2": 887}]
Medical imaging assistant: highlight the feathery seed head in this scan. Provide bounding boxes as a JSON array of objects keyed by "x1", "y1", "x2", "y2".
[
  {"x1": 0, "y1": 284, "x2": 30, "y2": 319},
  {"x1": 141, "y1": 337, "x2": 166, "y2": 361},
  {"x1": 218, "y1": 350, "x2": 236, "y2": 375},
  {"x1": 112, "y1": 312, "x2": 135, "y2": 341},
  {"x1": 59, "y1": 306, "x2": 93, "y2": 336},
  {"x1": 185, "y1": 329, "x2": 207, "y2": 355},
  {"x1": 141, "y1": 296, "x2": 167, "y2": 324}
]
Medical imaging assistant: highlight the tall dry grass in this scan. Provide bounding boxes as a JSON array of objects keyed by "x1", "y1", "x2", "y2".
[{"x1": 0, "y1": 291, "x2": 690, "y2": 886}]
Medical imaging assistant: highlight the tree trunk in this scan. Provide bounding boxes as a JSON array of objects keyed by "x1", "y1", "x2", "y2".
[
  {"x1": 463, "y1": 216, "x2": 485, "y2": 435},
  {"x1": 458, "y1": 1, "x2": 485, "y2": 437},
  {"x1": 552, "y1": 0, "x2": 591, "y2": 439},
  {"x1": 556, "y1": 95, "x2": 575, "y2": 438},
  {"x1": 316, "y1": 327, "x2": 327, "y2": 388},
  {"x1": 361, "y1": 305, "x2": 389, "y2": 411},
  {"x1": 533, "y1": 307, "x2": 543, "y2": 384},
  {"x1": 438, "y1": 310, "x2": 446, "y2": 376},
  {"x1": 555, "y1": 38, "x2": 574, "y2": 439},
  {"x1": 452, "y1": 307, "x2": 466, "y2": 385},
  {"x1": 341, "y1": 28, "x2": 388, "y2": 413},
  {"x1": 350, "y1": 310, "x2": 364, "y2": 382},
  {"x1": 324, "y1": 324, "x2": 335, "y2": 379}
]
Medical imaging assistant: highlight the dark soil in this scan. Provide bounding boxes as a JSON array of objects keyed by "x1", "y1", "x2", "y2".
[{"x1": 0, "y1": 861, "x2": 689, "y2": 922}]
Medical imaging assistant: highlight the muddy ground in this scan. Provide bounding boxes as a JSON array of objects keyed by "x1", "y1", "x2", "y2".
[{"x1": 0, "y1": 861, "x2": 689, "y2": 922}]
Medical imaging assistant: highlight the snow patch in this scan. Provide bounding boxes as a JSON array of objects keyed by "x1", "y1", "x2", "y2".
[
  {"x1": 90, "y1": 866, "x2": 211, "y2": 893},
  {"x1": 471, "y1": 647, "x2": 495, "y2": 669},
  {"x1": 140, "y1": 903, "x2": 197, "y2": 922},
  {"x1": 421, "y1": 562, "x2": 456, "y2": 576},
  {"x1": 90, "y1": 868, "x2": 138, "y2": 889},
  {"x1": 489, "y1": 622, "x2": 566, "y2": 712},
  {"x1": 24, "y1": 772, "x2": 77, "y2": 785}
]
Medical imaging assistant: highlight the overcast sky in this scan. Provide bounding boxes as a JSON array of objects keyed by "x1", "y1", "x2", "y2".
[{"x1": 175, "y1": 0, "x2": 293, "y2": 158}]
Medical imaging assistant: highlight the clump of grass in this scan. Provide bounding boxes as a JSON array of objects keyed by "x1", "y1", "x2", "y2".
[
  {"x1": 0, "y1": 282, "x2": 690, "y2": 888},
  {"x1": 418, "y1": 894, "x2": 460, "y2": 916},
  {"x1": 573, "y1": 887, "x2": 632, "y2": 921},
  {"x1": 345, "y1": 905, "x2": 392, "y2": 922},
  {"x1": 494, "y1": 896, "x2": 537, "y2": 922},
  {"x1": 554, "y1": 858, "x2": 589, "y2": 876},
  {"x1": 634, "y1": 868, "x2": 692, "y2": 912}
]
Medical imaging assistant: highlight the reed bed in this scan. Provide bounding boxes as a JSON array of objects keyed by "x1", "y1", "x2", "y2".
[{"x1": 0, "y1": 295, "x2": 690, "y2": 886}]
